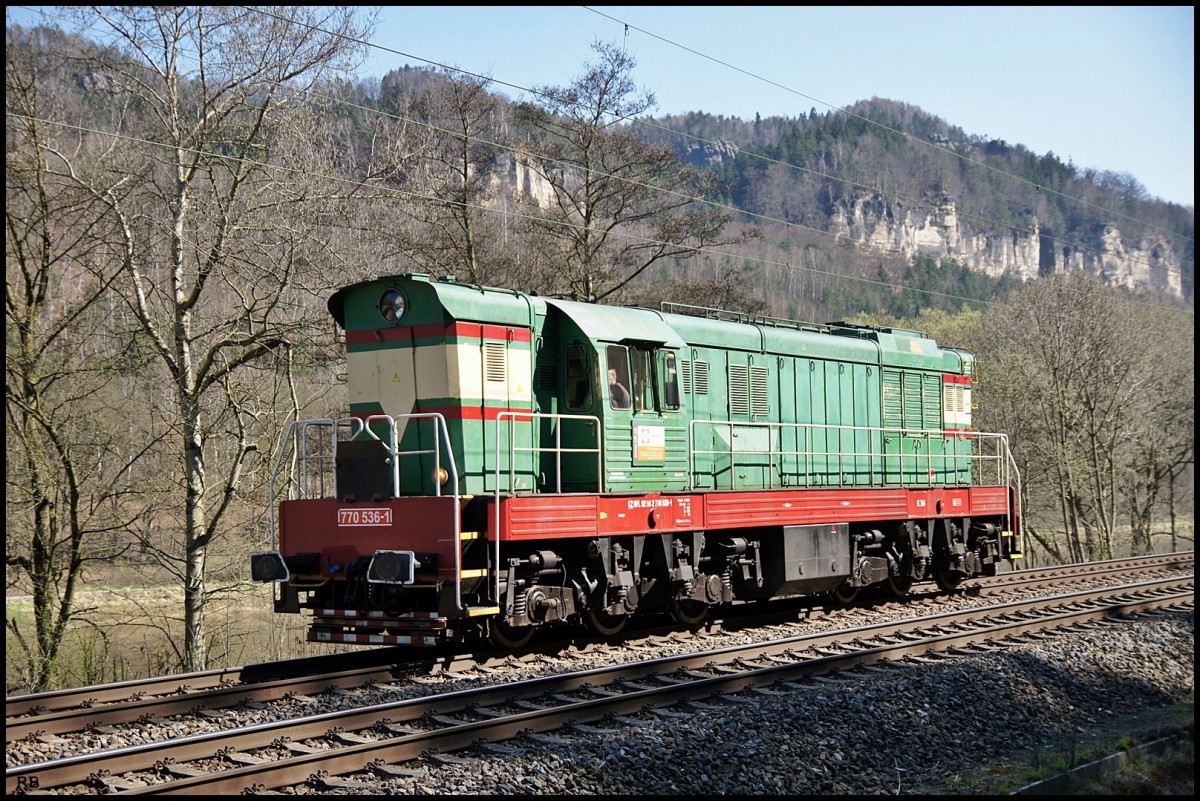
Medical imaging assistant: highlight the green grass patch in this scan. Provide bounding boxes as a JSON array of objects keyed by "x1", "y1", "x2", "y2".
[{"x1": 6, "y1": 582, "x2": 344, "y2": 694}]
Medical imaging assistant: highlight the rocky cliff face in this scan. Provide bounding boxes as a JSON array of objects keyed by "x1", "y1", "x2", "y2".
[
  {"x1": 497, "y1": 144, "x2": 1186, "y2": 301},
  {"x1": 495, "y1": 153, "x2": 557, "y2": 208},
  {"x1": 669, "y1": 138, "x2": 1187, "y2": 300},
  {"x1": 828, "y1": 196, "x2": 1183, "y2": 297}
]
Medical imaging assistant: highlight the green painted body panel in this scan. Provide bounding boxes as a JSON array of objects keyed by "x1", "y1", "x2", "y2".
[
  {"x1": 663, "y1": 315, "x2": 764, "y2": 353},
  {"x1": 760, "y1": 326, "x2": 881, "y2": 364},
  {"x1": 330, "y1": 276, "x2": 973, "y2": 497}
]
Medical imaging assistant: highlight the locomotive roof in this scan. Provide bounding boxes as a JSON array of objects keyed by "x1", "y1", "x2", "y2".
[
  {"x1": 544, "y1": 298, "x2": 685, "y2": 347},
  {"x1": 327, "y1": 274, "x2": 967, "y2": 373},
  {"x1": 328, "y1": 274, "x2": 536, "y2": 329}
]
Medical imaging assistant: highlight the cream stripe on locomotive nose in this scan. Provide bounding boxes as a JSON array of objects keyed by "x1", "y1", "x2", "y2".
[
  {"x1": 450, "y1": 340, "x2": 533, "y2": 405},
  {"x1": 347, "y1": 338, "x2": 533, "y2": 425},
  {"x1": 347, "y1": 347, "x2": 417, "y2": 429}
]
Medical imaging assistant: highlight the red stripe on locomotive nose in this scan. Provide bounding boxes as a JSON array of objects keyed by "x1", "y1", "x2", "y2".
[{"x1": 346, "y1": 322, "x2": 532, "y2": 345}]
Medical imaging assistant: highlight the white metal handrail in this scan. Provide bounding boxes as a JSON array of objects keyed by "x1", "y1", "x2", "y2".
[
  {"x1": 688, "y1": 419, "x2": 1013, "y2": 491},
  {"x1": 493, "y1": 411, "x2": 603, "y2": 494},
  {"x1": 267, "y1": 413, "x2": 460, "y2": 546},
  {"x1": 493, "y1": 411, "x2": 602, "y2": 609}
]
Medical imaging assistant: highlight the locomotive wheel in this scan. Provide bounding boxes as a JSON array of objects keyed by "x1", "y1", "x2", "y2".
[
  {"x1": 885, "y1": 574, "x2": 914, "y2": 597},
  {"x1": 668, "y1": 597, "x2": 709, "y2": 627},
  {"x1": 933, "y1": 567, "x2": 965, "y2": 594},
  {"x1": 828, "y1": 579, "x2": 858, "y2": 606},
  {"x1": 489, "y1": 619, "x2": 536, "y2": 649},
  {"x1": 582, "y1": 606, "x2": 628, "y2": 637}
]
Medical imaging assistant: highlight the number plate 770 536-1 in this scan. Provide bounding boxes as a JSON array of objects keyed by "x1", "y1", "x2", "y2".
[{"x1": 337, "y1": 507, "x2": 393, "y2": 526}]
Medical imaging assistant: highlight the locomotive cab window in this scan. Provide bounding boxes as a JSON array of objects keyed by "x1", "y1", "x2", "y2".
[
  {"x1": 662, "y1": 350, "x2": 680, "y2": 410},
  {"x1": 608, "y1": 344, "x2": 679, "y2": 413},
  {"x1": 630, "y1": 348, "x2": 653, "y2": 412},
  {"x1": 565, "y1": 344, "x2": 591, "y2": 411},
  {"x1": 606, "y1": 345, "x2": 632, "y2": 410}
]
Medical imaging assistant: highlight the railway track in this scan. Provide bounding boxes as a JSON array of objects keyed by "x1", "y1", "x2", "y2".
[
  {"x1": 6, "y1": 558, "x2": 1193, "y2": 795},
  {"x1": 7, "y1": 552, "x2": 1190, "y2": 733}
]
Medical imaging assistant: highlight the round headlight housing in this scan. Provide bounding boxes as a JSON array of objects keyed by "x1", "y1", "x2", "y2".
[{"x1": 379, "y1": 289, "x2": 407, "y2": 323}]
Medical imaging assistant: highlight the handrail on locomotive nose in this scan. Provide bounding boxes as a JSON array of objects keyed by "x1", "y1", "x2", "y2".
[{"x1": 265, "y1": 412, "x2": 460, "y2": 546}]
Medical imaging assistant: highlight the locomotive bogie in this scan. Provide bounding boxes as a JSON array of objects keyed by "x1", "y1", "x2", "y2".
[{"x1": 253, "y1": 274, "x2": 1023, "y2": 647}]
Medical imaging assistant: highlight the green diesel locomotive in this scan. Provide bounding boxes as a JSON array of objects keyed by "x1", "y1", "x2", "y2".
[{"x1": 252, "y1": 273, "x2": 1022, "y2": 648}]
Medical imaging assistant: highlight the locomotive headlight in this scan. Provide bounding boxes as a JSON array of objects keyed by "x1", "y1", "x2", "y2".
[
  {"x1": 367, "y1": 550, "x2": 416, "y2": 584},
  {"x1": 432, "y1": 467, "x2": 449, "y2": 486},
  {"x1": 378, "y1": 288, "x2": 407, "y2": 323},
  {"x1": 250, "y1": 551, "x2": 289, "y2": 583}
]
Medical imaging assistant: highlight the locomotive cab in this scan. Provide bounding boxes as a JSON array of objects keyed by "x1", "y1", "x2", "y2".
[{"x1": 543, "y1": 299, "x2": 690, "y2": 494}]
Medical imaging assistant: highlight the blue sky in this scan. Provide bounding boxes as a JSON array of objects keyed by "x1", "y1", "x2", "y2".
[{"x1": 9, "y1": 5, "x2": 1194, "y2": 207}]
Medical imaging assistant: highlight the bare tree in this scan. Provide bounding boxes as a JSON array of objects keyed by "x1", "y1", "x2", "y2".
[
  {"x1": 621, "y1": 263, "x2": 768, "y2": 317},
  {"x1": 57, "y1": 6, "x2": 377, "y2": 671},
  {"x1": 5, "y1": 27, "x2": 155, "y2": 690},
  {"x1": 980, "y1": 271, "x2": 1154, "y2": 562},
  {"x1": 513, "y1": 40, "x2": 756, "y2": 301},
  {"x1": 1123, "y1": 301, "x2": 1194, "y2": 554},
  {"x1": 378, "y1": 67, "x2": 530, "y2": 285}
]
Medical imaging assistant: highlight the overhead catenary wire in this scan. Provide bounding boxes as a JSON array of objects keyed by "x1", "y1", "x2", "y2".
[{"x1": 583, "y1": 5, "x2": 1193, "y2": 245}]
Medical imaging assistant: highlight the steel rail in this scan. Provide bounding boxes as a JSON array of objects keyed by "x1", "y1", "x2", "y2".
[
  {"x1": 7, "y1": 576, "x2": 1191, "y2": 795},
  {"x1": 6, "y1": 552, "x2": 1191, "y2": 733}
]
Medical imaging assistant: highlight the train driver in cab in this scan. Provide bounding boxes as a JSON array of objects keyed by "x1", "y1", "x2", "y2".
[{"x1": 608, "y1": 367, "x2": 631, "y2": 409}]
